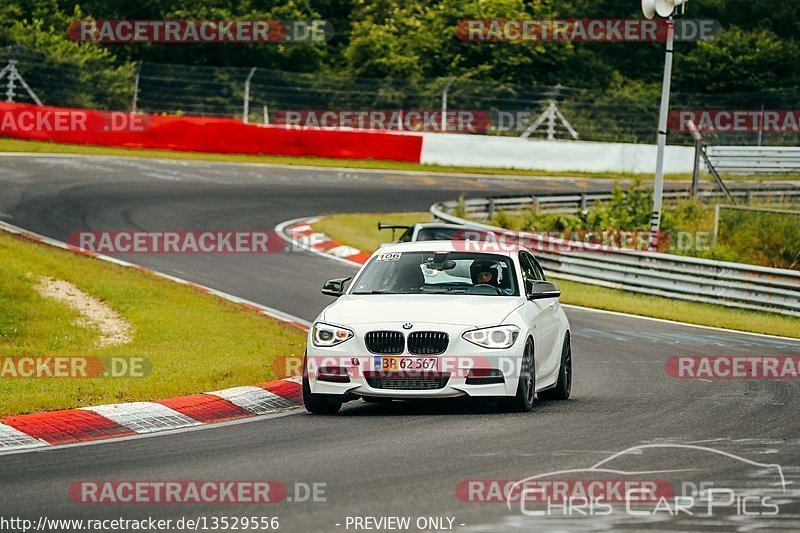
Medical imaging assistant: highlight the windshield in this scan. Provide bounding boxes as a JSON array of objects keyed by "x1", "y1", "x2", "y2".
[
  {"x1": 415, "y1": 227, "x2": 462, "y2": 241},
  {"x1": 351, "y1": 251, "x2": 518, "y2": 296}
]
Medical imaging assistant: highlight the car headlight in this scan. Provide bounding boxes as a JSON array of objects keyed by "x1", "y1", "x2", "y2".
[
  {"x1": 312, "y1": 322, "x2": 354, "y2": 347},
  {"x1": 462, "y1": 325, "x2": 520, "y2": 349}
]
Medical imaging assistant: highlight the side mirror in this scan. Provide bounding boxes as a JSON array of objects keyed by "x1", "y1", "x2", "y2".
[
  {"x1": 527, "y1": 281, "x2": 561, "y2": 300},
  {"x1": 322, "y1": 277, "x2": 351, "y2": 297}
]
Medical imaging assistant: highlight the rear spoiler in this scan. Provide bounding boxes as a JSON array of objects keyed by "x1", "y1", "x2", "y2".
[{"x1": 377, "y1": 222, "x2": 412, "y2": 241}]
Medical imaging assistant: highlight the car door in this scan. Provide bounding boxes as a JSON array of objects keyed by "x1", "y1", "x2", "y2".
[{"x1": 519, "y1": 252, "x2": 559, "y2": 382}]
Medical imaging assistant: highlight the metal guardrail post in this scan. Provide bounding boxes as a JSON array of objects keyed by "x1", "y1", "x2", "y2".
[
  {"x1": 687, "y1": 120, "x2": 703, "y2": 199},
  {"x1": 701, "y1": 147, "x2": 736, "y2": 205}
]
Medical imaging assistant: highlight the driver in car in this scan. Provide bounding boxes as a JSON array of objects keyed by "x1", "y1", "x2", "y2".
[
  {"x1": 476, "y1": 270, "x2": 494, "y2": 285},
  {"x1": 470, "y1": 260, "x2": 513, "y2": 295}
]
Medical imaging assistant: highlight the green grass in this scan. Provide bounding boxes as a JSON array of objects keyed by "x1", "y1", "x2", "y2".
[
  {"x1": 486, "y1": 199, "x2": 800, "y2": 270},
  {"x1": 2, "y1": 137, "x2": 795, "y2": 181},
  {"x1": 311, "y1": 212, "x2": 800, "y2": 339},
  {"x1": 314, "y1": 212, "x2": 431, "y2": 252},
  {"x1": 551, "y1": 278, "x2": 800, "y2": 338},
  {"x1": 0, "y1": 230, "x2": 306, "y2": 416}
]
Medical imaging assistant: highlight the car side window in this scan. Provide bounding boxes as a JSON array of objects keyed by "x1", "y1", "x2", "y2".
[
  {"x1": 520, "y1": 252, "x2": 544, "y2": 282},
  {"x1": 518, "y1": 252, "x2": 538, "y2": 284},
  {"x1": 528, "y1": 254, "x2": 546, "y2": 281},
  {"x1": 398, "y1": 228, "x2": 414, "y2": 242}
]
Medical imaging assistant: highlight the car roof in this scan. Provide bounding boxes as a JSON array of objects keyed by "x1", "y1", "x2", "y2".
[
  {"x1": 374, "y1": 240, "x2": 520, "y2": 258},
  {"x1": 413, "y1": 222, "x2": 467, "y2": 229}
]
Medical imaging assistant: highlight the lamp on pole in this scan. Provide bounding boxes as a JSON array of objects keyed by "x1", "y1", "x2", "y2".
[{"x1": 641, "y1": 0, "x2": 687, "y2": 251}]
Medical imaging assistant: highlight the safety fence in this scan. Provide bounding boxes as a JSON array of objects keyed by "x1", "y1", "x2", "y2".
[
  {"x1": 3, "y1": 46, "x2": 800, "y2": 147},
  {"x1": 431, "y1": 196, "x2": 800, "y2": 317},
  {"x1": 455, "y1": 187, "x2": 800, "y2": 217}
]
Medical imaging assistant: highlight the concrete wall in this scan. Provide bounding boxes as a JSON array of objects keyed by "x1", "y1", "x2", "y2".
[{"x1": 420, "y1": 132, "x2": 696, "y2": 174}]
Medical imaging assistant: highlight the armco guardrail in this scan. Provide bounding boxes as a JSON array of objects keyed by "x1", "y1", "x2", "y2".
[
  {"x1": 457, "y1": 186, "x2": 800, "y2": 216},
  {"x1": 706, "y1": 146, "x2": 800, "y2": 174},
  {"x1": 431, "y1": 198, "x2": 800, "y2": 317}
]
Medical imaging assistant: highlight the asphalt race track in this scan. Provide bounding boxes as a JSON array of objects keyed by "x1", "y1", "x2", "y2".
[{"x1": 1, "y1": 154, "x2": 799, "y2": 531}]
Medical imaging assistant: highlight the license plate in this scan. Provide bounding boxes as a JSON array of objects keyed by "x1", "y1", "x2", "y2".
[{"x1": 374, "y1": 356, "x2": 439, "y2": 372}]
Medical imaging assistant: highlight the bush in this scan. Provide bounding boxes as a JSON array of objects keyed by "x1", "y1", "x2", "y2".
[
  {"x1": 717, "y1": 209, "x2": 800, "y2": 269},
  {"x1": 478, "y1": 180, "x2": 799, "y2": 270}
]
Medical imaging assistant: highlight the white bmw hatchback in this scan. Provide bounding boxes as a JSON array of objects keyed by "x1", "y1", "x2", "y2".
[{"x1": 303, "y1": 241, "x2": 572, "y2": 414}]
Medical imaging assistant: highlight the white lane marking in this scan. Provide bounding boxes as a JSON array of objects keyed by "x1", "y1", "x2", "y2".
[
  {"x1": 0, "y1": 423, "x2": 47, "y2": 451},
  {"x1": 561, "y1": 303, "x2": 800, "y2": 344},
  {"x1": 287, "y1": 224, "x2": 313, "y2": 234},
  {"x1": 83, "y1": 402, "x2": 201, "y2": 434},
  {"x1": 295, "y1": 232, "x2": 330, "y2": 247},
  {"x1": 327, "y1": 245, "x2": 361, "y2": 258},
  {"x1": 0, "y1": 152, "x2": 607, "y2": 182},
  {"x1": 205, "y1": 386, "x2": 297, "y2": 414}
]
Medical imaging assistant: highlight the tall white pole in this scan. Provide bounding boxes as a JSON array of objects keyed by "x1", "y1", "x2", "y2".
[
  {"x1": 243, "y1": 67, "x2": 256, "y2": 124},
  {"x1": 132, "y1": 61, "x2": 141, "y2": 113},
  {"x1": 648, "y1": 17, "x2": 675, "y2": 252},
  {"x1": 441, "y1": 77, "x2": 454, "y2": 132}
]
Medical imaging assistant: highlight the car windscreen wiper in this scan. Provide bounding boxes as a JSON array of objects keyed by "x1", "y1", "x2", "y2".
[
  {"x1": 352, "y1": 290, "x2": 397, "y2": 295},
  {"x1": 421, "y1": 285, "x2": 466, "y2": 293}
]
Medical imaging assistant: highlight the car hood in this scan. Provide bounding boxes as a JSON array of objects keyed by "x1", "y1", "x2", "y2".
[{"x1": 321, "y1": 294, "x2": 525, "y2": 328}]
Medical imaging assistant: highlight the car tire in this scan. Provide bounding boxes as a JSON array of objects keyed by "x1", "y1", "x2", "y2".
[
  {"x1": 302, "y1": 359, "x2": 342, "y2": 415},
  {"x1": 539, "y1": 333, "x2": 572, "y2": 401},
  {"x1": 501, "y1": 338, "x2": 535, "y2": 412}
]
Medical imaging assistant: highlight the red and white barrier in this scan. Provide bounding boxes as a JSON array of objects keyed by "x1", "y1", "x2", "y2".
[
  {"x1": 0, "y1": 102, "x2": 695, "y2": 173},
  {"x1": 0, "y1": 378, "x2": 303, "y2": 451}
]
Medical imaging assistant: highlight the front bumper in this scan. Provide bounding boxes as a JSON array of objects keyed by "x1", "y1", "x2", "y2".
[{"x1": 306, "y1": 323, "x2": 523, "y2": 399}]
